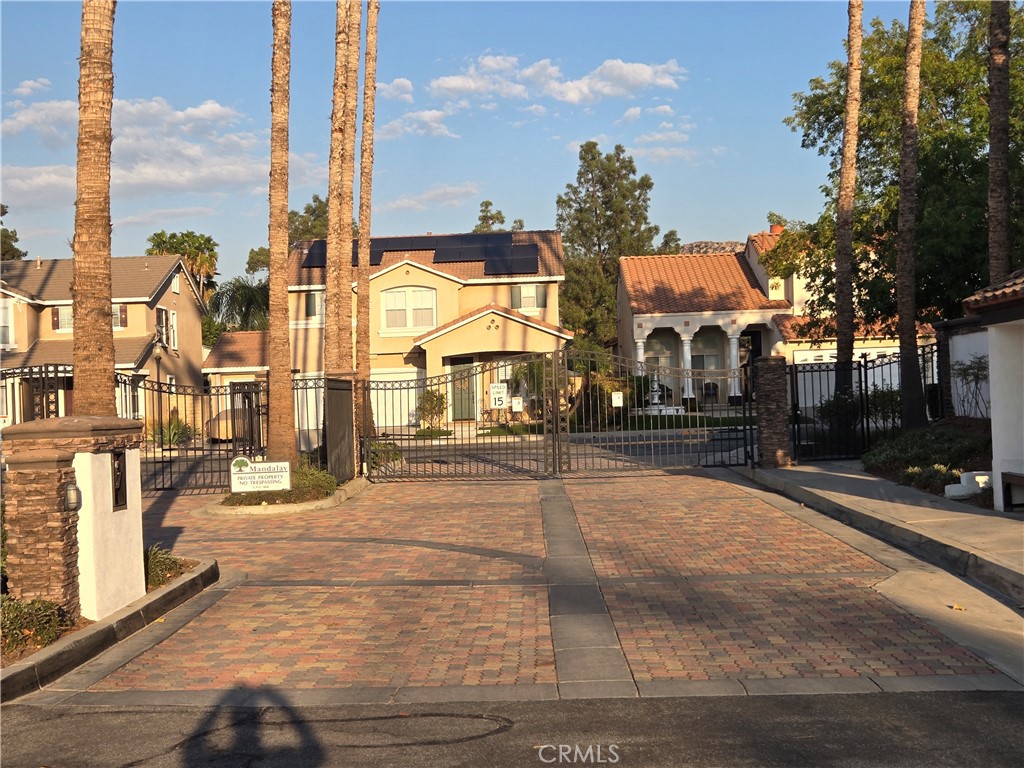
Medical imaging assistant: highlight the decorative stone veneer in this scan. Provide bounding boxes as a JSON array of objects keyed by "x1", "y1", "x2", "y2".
[
  {"x1": 754, "y1": 356, "x2": 792, "y2": 469},
  {"x1": 1, "y1": 417, "x2": 144, "y2": 621}
]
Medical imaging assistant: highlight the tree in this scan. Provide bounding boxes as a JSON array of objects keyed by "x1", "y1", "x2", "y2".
[
  {"x1": 785, "y1": 3, "x2": 1024, "y2": 322},
  {"x1": 1, "y1": 204, "x2": 27, "y2": 261},
  {"x1": 266, "y1": 0, "x2": 296, "y2": 466},
  {"x1": 146, "y1": 230, "x2": 219, "y2": 298},
  {"x1": 209, "y1": 275, "x2": 270, "y2": 330},
  {"x1": 657, "y1": 229, "x2": 682, "y2": 254},
  {"x1": 896, "y1": 0, "x2": 928, "y2": 431},
  {"x1": 988, "y1": 1, "x2": 1012, "y2": 285},
  {"x1": 473, "y1": 200, "x2": 507, "y2": 232},
  {"x1": 556, "y1": 141, "x2": 676, "y2": 347},
  {"x1": 245, "y1": 246, "x2": 270, "y2": 274},
  {"x1": 356, "y1": 0, "x2": 380, "y2": 386},
  {"x1": 72, "y1": 0, "x2": 117, "y2": 417},
  {"x1": 511, "y1": 218, "x2": 525, "y2": 232}
]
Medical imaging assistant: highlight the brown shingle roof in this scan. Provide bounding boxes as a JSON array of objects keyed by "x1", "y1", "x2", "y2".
[
  {"x1": 288, "y1": 230, "x2": 565, "y2": 287},
  {"x1": 0, "y1": 255, "x2": 183, "y2": 303},
  {"x1": 1, "y1": 336, "x2": 154, "y2": 369},
  {"x1": 963, "y1": 268, "x2": 1024, "y2": 314},
  {"x1": 620, "y1": 252, "x2": 792, "y2": 314},
  {"x1": 413, "y1": 303, "x2": 573, "y2": 345},
  {"x1": 202, "y1": 331, "x2": 268, "y2": 371}
]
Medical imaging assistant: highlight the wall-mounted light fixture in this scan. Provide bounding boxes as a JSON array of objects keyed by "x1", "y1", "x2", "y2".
[{"x1": 64, "y1": 482, "x2": 83, "y2": 512}]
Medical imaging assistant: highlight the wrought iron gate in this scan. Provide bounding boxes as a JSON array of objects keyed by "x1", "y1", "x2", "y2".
[{"x1": 363, "y1": 349, "x2": 755, "y2": 481}]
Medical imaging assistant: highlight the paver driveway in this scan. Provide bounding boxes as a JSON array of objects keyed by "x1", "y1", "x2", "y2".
[{"x1": 73, "y1": 470, "x2": 999, "y2": 701}]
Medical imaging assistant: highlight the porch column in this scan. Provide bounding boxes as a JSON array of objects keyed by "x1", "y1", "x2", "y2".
[
  {"x1": 680, "y1": 335, "x2": 694, "y2": 398},
  {"x1": 634, "y1": 337, "x2": 647, "y2": 374},
  {"x1": 727, "y1": 334, "x2": 742, "y2": 402}
]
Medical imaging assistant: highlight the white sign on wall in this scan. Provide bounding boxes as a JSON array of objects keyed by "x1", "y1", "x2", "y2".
[
  {"x1": 511, "y1": 396, "x2": 524, "y2": 413},
  {"x1": 490, "y1": 382, "x2": 509, "y2": 409},
  {"x1": 230, "y1": 456, "x2": 292, "y2": 493},
  {"x1": 612, "y1": 391, "x2": 624, "y2": 408}
]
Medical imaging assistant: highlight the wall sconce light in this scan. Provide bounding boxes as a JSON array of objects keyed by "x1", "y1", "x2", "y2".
[{"x1": 64, "y1": 482, "x2": 83, "y2": 512}]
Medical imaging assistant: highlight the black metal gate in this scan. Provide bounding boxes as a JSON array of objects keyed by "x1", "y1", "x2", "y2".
[
  {"x1": 363, "y1": 349, "x2": 755, "y2": 481},
  {"x1": 116, "y1": 374, "x2": 267, "y2": 491}
]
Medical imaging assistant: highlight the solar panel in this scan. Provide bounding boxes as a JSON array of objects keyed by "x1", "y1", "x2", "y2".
[{"x1": 484, "y1": 243, "x2": 538, "y2": 275}]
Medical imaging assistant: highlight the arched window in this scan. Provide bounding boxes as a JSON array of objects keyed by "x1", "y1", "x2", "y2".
[{"x1": 381, "y1": 286, "x2": 436, "y2": 332}]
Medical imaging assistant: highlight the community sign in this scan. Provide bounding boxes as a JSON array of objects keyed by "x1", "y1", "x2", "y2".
[{"x1": 230, "y1": 456, "x2": 292, "y2": 493}]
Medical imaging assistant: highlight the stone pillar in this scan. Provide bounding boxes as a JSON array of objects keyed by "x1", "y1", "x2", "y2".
[
  {"x1": 1, "y1": 416, "x2": 145, "y2": 621},
  {"x1": 754, "y1": 356, "x2": 792, "y2": 468},
  {"x1": 1, "y1": 448, "x2": 80, "y2": 618},
  {"x1": 727, "y1": 334, "x2": 742, "y2": 403}
]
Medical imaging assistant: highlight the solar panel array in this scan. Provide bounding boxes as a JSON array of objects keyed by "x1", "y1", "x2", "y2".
[{"x1": 297, "y1": 233, "x2": 539, "y2": 274}]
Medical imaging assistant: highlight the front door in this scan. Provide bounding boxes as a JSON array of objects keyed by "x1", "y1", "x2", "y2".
[{"x1": 450, "y1": 357, "x2": 476, "y2": 421}]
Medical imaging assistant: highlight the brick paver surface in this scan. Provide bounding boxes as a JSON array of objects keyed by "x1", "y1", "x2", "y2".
[{"x1": 563, "y1": 474, "x2": 996, "y2": 682}]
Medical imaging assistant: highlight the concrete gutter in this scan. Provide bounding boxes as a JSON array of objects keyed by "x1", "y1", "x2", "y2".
[
  {"x1": 1, "y1": 559, "x2": 220, "y2": 702},
  {"x1": 735, "y1": 466, "x2": 1024, "y2": 607}
]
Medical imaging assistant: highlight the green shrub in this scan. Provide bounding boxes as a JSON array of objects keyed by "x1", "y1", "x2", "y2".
[
  {"x1": 866, "y1": 384, "x2": 901, "y2": 427},
  {"x1": 416, "y1": 389, "x2": 447, "y2": 431},
  {"x1": 221, "y1": 462, "x2": 338, "y2": 506},
  {"x1": 816, "y1": 388, "x2": 862, "y2": 428},
  {"x1": 1, "y1": 594, "x2": 70, "y2": 655},
  {"x1": 369, "y1": 441, "x2": 402, "y2": 469},
  {"x1": 902, "y1": 464, "x2": 960, "y2": 495},
  {"x1": 863, "y1": 422, "x2": 991, "y2": 478},
  {"x1": 150, "y1": 417, "x2": 197, "y2": 447},
  {"x1": 144, "y1": 544, "x2": 185, "y2": 590}
]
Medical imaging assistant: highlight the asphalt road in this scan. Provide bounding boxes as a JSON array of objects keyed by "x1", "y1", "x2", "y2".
[{"x1": 3, "y1": 692, "x2": 1022, "y2": 767}]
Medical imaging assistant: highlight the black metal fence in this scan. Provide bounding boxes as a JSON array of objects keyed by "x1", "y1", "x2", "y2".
[{"x1": 789, "y1": 344, "x2": 941, "y2": 461}]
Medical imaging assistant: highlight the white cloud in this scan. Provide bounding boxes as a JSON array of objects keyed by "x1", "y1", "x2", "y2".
[
  {"x1": 650, "y1": 104, "x2": 675, "y2": 116},
  {"x1": 477, "y1": 54, "x2": 519, "y2": 73},
  {"x1": 429, "y1": 70, "x2": 527, "y2": 100},
  {"x1": 377, "y1": 109, "x2": 460, "y2": 140},
  {"x1": 618, "y1": 107, "x2": 642, "y2": 124},
  {"x1": 381, "y1": 182, "x2": 480, "y2": 212},
  {"x1": 0, "y1": 99, "x2": 76, "y2": 148},
  {"x1": 635, "y1": 130, "x2": 690, "y2": 144},
  {"x1": 541, "y1": 59, "x2": 685, "y2": 105},
  {"x1": 711, "y1": 146, "x2": 728, "y2": 156},
  {"x1": 630, "y1": 146, "x2": 697, "y2": 162},
  {"x1": 659, "y1": 121, "x2": 673, "y2": 130},
  {"x1": 521, "y1": 104, "x2": 547, "y2": 116},
  {"x1": 12, "y1": 78, "x2": 51, "y2": 97},
  {"x1": 0, "y1": 164, "x2": 76, "y2": 206},
  {"x1": 113, "y1": 206, "x2": 215, "y2": 228},
  {"x1": 378, "y1": 77, "x2": 414, "y2": 103}
]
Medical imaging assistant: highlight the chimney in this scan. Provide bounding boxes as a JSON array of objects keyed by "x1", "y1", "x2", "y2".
[{"x1": 769, "y1": 224, "x2": 785, "y2": 235}]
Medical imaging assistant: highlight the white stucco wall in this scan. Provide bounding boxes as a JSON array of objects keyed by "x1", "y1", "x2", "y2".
[
  {"x1": 949, "y1": 328, "x2": 991, "y2": 418},
  {"x1": 75, "y1": 447, "x2": 145, "y2": 620},
  {"x1": 988, "y1": 320, "x2": 1024, "y2": 511}
]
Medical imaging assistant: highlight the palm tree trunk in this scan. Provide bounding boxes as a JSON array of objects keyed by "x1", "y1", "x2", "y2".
[
  {"x1": 835, "y1": 0, "x2": 862, "y2": 379},
  {"x1": 355, "y1": 0, "x2": 379, "y2": 443},
  {"x1": 72, "y1": 0, "x2": 117, "y2": 417},
  {"x1": 324, "y1": 0, "x2": 356, "y2": 374},
  {"x1": 267, "y1": 0, "x2": 297, "y2": 465},
  {"x1": 897, "y1": 0, "x2": 927, "y2": 432},
  {"x1": 988, "y1": 1, "x2": 1011, "y2": 285}
]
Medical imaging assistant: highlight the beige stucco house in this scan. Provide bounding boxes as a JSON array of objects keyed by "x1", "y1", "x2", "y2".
[
  {"x1": 1, "y1": 255, "x2": 206, "y2": 426},
  {"x1": 204, "y1": 230, "x2": 572, "y2": 423}
]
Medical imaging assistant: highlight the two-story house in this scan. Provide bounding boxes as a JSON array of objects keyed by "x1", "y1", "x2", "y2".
[
  {"x1": 1, "y1": 255, "x2": 206, "y2": 426},
  {"x1": 203, "y1": 230, "x2": 573, "y2": 424}
]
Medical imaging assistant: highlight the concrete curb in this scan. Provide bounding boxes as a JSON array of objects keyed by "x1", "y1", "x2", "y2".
[
  {"x1": 0, "y1": 559, "x2": 220, "y2": 703},
  {"x1": 198, "y1": 476, "x2": 371, "y2": 516},
  {"x1": 735, "y1": 467, "x2": 1024, "y2": 606}
]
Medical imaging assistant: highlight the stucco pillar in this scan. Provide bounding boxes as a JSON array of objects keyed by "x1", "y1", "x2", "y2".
[
  {"x1": 988, "y1": 322, "x2": 1024, "y2": 511},
  {"x1": 680, "y1": 335, "x2": 694, "y2": 398},
  {"x1": 728, "y1": 334, "x2": 742, "y2": 403},
  {"x1": 754, "y1": 356, "x2": 792, "y2": 468},
  {"x1": 634, "y1": 337, "x2": 647, "y2": 374}
]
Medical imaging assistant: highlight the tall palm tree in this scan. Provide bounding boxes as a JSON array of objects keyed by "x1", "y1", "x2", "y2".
[
  {"x1": 988, "y1": 1, "x2": 1011, "y2": 286},
  {"x1": 209, "y1": 275, "x2": 270, "y2": 330},
  {"x1": 323, "y1": 0, "x2": 356, "y2": 374},
  {"x1": 834, "y1": 0, "x2": 862, "y2": 380},
  {"x1": 72, "y1": 0, "x2": 117, "y2": 417},
  {"x1": 896, "y1": 0, "x2": 927, "y2": 431},
  {"x1": 267, "y1": 0, "x2": 297, "y2": 465}
]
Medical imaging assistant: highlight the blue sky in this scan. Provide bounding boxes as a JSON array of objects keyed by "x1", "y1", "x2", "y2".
[{"x1": 2, "y1": 1, "x2": 907, "y2": 280}]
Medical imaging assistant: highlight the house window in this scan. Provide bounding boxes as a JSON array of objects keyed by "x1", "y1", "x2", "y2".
[
  {"x1": 0, "y1": 303, "x2": 11, "y2": 347},
  {"x1": 511, "y1": 284, "x2": 547, "y2": 311},
  {"x1": 303, "y1": 292, "x2": 324, "y2": 321},
  {"x1": 382, "y1": 287, "x2": 436, "y2": 331},
  {"x1": 166, "y1": 374, "x2": 176, "y2": 391},
  {"x1": 111, "y1": 303, "x2": 128, "y2": 330},
  {"x1": 51, "y1": 305, "x2": 73, "y2": 332},
  {"x1": 169, "y1": 310, "x2": 178, "y2": 350},
  {"x1": 172, "y1": 273, "x2": 180, "y2": 294},
  {"x1": 156, "y1": 307, "x2": 169, "y2": 346}
]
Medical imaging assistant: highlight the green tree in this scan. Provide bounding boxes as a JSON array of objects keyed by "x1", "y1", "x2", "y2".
[
  {"x1": 988, "y1": 0, "x2": 1012, "y2": 285},
  {"x1": 209, "y1": 275, "x2": 270, "y2": 330},
  {"x1": 290, "y1": 193, "x2": 329, "y2": 242},
  {"x1": 784, "y1": 3, "x2": 1024, "y2": 322},
  {"x1": 245, "y1": 246, "x2": 269, "y2": 274},
  {"x1": 1, "y1": 204, "x2": 27, "y2": 261},
  {"x1": 556, "y1": 141, "x2": 676, "y2": 346},
  {"x1": 473, "y1": 200, "x2": 506, "y2": 232},
  {"x1": 201, "y1": 315, "x2": 226, "y2": 347},
  {"x1": 146, "y1": 230, "x2": 219, "y2": 298},
  {"x1": 511, "y1": 218, "x2": 525, "y2": 232},
  {"x1": 657, "y1": 229, "x2": 682, "y2": 254}
]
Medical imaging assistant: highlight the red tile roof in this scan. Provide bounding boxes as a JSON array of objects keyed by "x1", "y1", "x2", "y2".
[
  {"x1": 202, "y1": 331, "x2": 268, "y2": 371},
  {"x1": 773, "y1": 314, "x2": 935, "y2": 342},
  {"x1": 413, "y1": 304, "x2": 573, "y2": 344},
  {"x1": 747, "y1": 230, "x2": 783, "y2": 257},
  {"x1": 620, "y1": 252, "x2": 792, "y2": 314},
  {"x1": 963, "y1": 268, "x2": 1024, "y2": 314}
]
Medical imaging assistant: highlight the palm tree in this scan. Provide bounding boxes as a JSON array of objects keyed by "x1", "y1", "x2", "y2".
[
  {"x1": 324, "y1": 0, "x2": 360, "y2": 373},
  {"x1": 356, "y1": 0, "x2": 380, "y2": 441},
  {"x1": 72, "y1": 0, "x2": 117, "y2": 417},
  {"x1": 266, "y1": 0, "x2": 297, "y2": 466},
  {"x1": 896, "y1": 0, "x2": 927, "y2": 431},
  {"x1": 988, "y1": 1, "x2": 1011, "y2": 286},
  {"x1": 834, "y1": 0, "x2": 862, "y2": 378},
  {"x1": 209, "y1": 275, "x2": 270, "y2": 330}
]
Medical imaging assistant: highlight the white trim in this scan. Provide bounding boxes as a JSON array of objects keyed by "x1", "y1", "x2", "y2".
[
  {"x1": 371, "y1": 260, "x2": 463, "y2": 285},
  {"x1": 464, "y1": 275, "x2": 564, "y2": 284},
  {"x1": 416, "y1": 308, "x2": 573, "y2": 346},
  {"x1": 288, "y1": 284, "x2": 327, "y2": 292},
  {"x1": 202, "y1": 365, "x2": 270, "y2": 374},
  {"x1": 289, "y1": 320, "x2": 325, "y2": 329}
]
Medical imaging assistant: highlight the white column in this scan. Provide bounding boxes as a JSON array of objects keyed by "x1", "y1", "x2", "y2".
[
  {"x1": 680, "y1": 335, "x2": 694, "y2": 397},
  {"x1": 728, "y1": 334, "x2": 741, "y2": 398},
  {"x1": 634, "y1": 338, "x2": 646, "y2": 374}
]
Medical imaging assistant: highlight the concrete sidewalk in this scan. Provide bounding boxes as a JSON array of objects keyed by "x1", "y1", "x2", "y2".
[{"x1": 736, "y1": 461, "x2": 1024, "y2": 607}]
